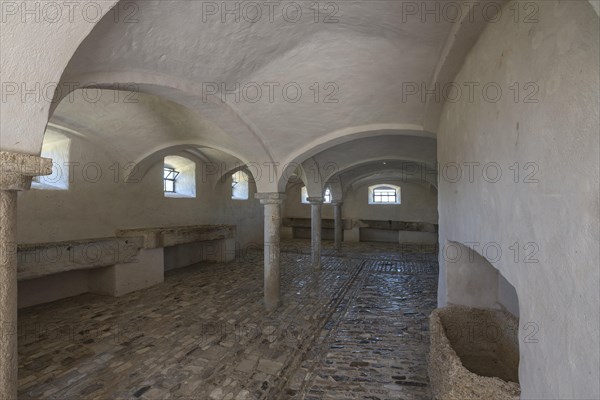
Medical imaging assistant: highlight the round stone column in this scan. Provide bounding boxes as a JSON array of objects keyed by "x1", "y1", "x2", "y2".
[
  {"x1": 0, "y1": 190, "x2": 18, "y2": 399},
  {"x1": 0, "y1": 151, "x2": 52, "y2": 399},
  {"x1": 255, "y1": 192, "x2": 286, "y2": 311},
  {"x1": 307, "y1": 197, "x2": 324, "y2": 270},
  {"x1": 332, "y1": 201, "x2": 343, "y2": 250}
]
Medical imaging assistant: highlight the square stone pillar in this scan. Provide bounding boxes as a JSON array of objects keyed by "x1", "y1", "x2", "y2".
[
  {"x1": 255, "y1": 192, "x2": 286, "y2": 311},
  {"x1": 0, "y1": 151, "x2": 52, "y2": 399}
]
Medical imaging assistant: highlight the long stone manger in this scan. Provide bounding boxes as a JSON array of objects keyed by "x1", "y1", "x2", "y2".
[{"x1": 16, "y1": 225, "x2": 237, "y2": 307}]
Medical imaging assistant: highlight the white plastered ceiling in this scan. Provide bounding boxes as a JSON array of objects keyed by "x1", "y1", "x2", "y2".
[{"x1": 50, "y1": 0, "x2": 456, "y2": 187}]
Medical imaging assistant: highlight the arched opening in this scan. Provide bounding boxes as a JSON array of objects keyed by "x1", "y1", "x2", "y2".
[
  {"x1": 15, "y1": 88, "x2": 264, "y2": 307},
  {"x1": 443, "y1": 241, "x2": 519, "y2": 316},
  {"x1": 431, "y1": 241, "x2": 521, "y2": 397}
]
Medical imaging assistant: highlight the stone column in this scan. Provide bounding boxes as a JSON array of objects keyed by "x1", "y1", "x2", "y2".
[
  {"x1": 333, "y1": 201, "x2": 343, "y2": 250},
  {"x1": 307, "y1": 197, "x2": 323, "y2": 270},
  {"x1": 0, "y1": 189, "x2": 18, "y2": 400},
  {"x1": 255, "y1": 192, "x2": 286, "y2": 311},
  {"x1": 0, "y1": 151, "x2": 51, "y2": 399}
]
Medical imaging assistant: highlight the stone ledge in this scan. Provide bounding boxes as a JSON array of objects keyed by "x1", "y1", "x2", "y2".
[
  {"x1": 116, "y1": 224, "x2": 236, "y2": 249},
  {"x1": 284, "y1": 218, "x2": 436, "y2": 233},
  {"x1": 17, "y1": 237, "x2": 144, "y2": 281},
  {"x1": 17, "y1": 225, "x2": 237, "y2": 281},
  {"x1": 283, "y1": 217, "x2": 344, "y2": 229},
  {"x1": 357, "y1": 219, "x2": 438, "y2": 233},
  {"x1": 255, "y1": 192, "x2": 286, "y2": 204},
  {"x1": 0, "y1": 151, "x2": 52, "y2": 190},
  {"x1": 306, "y1": 196, "x2": 324, "y2": 204}
]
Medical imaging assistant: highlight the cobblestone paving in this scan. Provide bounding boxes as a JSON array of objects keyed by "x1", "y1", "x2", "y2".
[
  {"x1": 17, "y1": 240, "x2": 437, "y2": 400},
  {"x1": 285, "y1": 254, "x2": 438, "y2": 400}
]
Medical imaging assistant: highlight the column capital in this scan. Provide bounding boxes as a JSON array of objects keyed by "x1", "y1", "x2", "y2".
[
  {"x1": 0, "y1": 151, "x2": 52, "y2": 191},
  {"x1": 255, "y1": 192, "x2": 286, "y2": 205},
  {"x1": 307, "y1": 196, "x2": 324, "y2": 205},
  {"x1": 331, "y1": 200, "x2": 343, "y2": 206}
]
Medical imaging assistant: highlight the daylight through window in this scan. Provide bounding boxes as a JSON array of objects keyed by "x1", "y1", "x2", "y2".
[
  {"x1": 368, "y1": 184, "x2": 401, "y2": 205},
  {"x1": 163, "y1": 167, "x2": 179, "y2": 193}
]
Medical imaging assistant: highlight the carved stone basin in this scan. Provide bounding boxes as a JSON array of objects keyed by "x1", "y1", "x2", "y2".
[{"x1": 428, "y1": 305, "x2": 520, "y2": 400}]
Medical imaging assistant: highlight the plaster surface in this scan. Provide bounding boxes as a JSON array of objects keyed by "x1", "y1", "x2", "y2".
[
  {"x1": 0, "y1": 1, "x2": 118, "y2": 154},
  {"x1": 17, "y1": 270, "x2": 89, "y2": 309},
  {"x1": 58, "y1": 1, "x2": 452, "y2": 167},
  {"x1": 17, "y1": 135, "x2": 262, "y2": 249},
  {"x1": 284, "y1": 180, "x2": 437, "y2": 225},
  {"x1": 89, "y1": 248, "x2": 164, "y2": 297},
  {"x1": 436, "y1": 1, "x2": 600, "y2": 397}
]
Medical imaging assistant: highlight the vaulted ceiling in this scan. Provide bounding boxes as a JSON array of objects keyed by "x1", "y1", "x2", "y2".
[{"x1": 47, "y1": 0, "x2": 489, "y2": 191}]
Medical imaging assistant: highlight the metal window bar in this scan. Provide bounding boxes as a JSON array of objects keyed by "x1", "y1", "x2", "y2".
[
  {"x1": 164, "y1": 167, "x2": 179, "y2": 193},
  {"x1": 373, "y1": 189, "x2": 397, "y2": 203}
]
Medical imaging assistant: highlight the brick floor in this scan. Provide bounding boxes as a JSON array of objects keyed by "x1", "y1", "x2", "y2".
[{"x1": 17, "y1": 240, "x2": 438, "y2": 400}]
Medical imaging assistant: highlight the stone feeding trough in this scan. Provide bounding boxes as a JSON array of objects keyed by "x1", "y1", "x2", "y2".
[{"x1": 428, "y1": 305, "x2": 520, "y2": 400}]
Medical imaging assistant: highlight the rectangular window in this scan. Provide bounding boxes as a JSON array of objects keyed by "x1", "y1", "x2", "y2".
[
  {"x1": 301, "y1": 186, "x2": 309, "y2": 203},
  {"x1": 324, "y1": 188, "x2": 332, "y2": 203},
  {"x1": 32, "y1": 129, "x2": 71, "y2": 190},
  {"x1": 232, "y1": 170, "x2": 249, "y2": 200},
  {"x1": 163, "y1": 167, "x2": 179, "y2": 193},
  {"x1": 372, "y1": 189, "x2": 397, "y2": 203}
]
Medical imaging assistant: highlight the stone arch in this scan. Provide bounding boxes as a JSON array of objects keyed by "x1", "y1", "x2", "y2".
[
  {"x1": 348, "y1": 174, "x2": 412, "y2": 194},
  {"x1": 327, "y1": 180, "x2": 343, "y2": 203},
  {"x1": 296, "y1": 158, "x2": 325, "y2": 199},
  {"x1": 1, "y1": 0, "x2": 121, "y2": 155},
  {"x1": 277, "y1": 128, "x2": 437, "y2": 192},
  {"x1": 280, "y1": 124, "x2": 434, "y2": 167},
  {"x1": 124, "y1": 143, "x2": 254, "y2": 185},
  {"x1": 213, "y1": 164, "x2": 259, "y2": 199},
  {"x1": 325, "y1": 158, "x2": 437, "y2": 188},
  {"x1": 49, "y1": 72, "x2": 274, "y2": 168}
]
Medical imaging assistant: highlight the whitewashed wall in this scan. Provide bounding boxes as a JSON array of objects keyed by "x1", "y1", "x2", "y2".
[
  {"x1": 283, "y1": 181, "x2": 438, "y2": 224},
  {"x1": 437, "y1": 1, "x2": 599, "y2": 398},
  {"x1": 17, "y1": 135, "x2": 263, "y2": 248}
]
